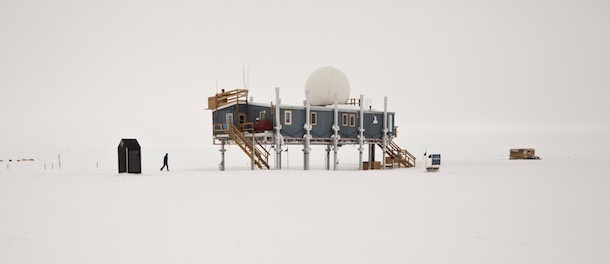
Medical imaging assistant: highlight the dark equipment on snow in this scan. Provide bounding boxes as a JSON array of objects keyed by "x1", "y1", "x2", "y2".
[{"x1": 118, "y1": 139, "x2": 141, "y2": 173}]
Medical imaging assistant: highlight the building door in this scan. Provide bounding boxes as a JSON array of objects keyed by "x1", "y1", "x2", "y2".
[
  {"x1": 127, "y1": 149, "x2": 141, "y2": 173},
  {"x1": 226, "y1": 113, "x2": 234, "y2": 127}
]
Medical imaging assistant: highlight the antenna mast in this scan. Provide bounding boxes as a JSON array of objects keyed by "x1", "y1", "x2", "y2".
[{"x1": 243, "y1": 65, "x2": 246, "y2": 90}]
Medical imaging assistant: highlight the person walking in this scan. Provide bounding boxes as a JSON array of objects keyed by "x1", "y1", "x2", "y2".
[{"x1": 160, "y1": 153, "x2": 169, "y2": 171}]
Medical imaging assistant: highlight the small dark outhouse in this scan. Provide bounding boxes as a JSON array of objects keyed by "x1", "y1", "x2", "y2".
[{"x1": 118, "y1": 139, "x2": 141, "y2": 173}]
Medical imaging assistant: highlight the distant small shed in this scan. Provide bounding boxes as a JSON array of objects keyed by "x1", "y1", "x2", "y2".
[
  {"x1": 118, "y1": 139, "x2": 141, "y2": 173},
  {"x1": 509, "y1": 148, "x2": 540, "y2": 160}
]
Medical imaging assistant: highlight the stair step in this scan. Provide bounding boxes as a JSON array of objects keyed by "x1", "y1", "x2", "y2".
[
  {"x1": 228, "y1": 124, "x2": 270, "y2": 169},
  {"x1": 377, "y1": 141, "x2": 416, "y2": 168}
]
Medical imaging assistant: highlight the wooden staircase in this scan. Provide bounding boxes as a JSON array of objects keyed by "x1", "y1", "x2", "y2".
[
  {"x1": 379, "y1": 140, "x2": 416, "y2": 168},
  {"x1": 227, "y1": 124, "x2": 270, "y2": 169}
]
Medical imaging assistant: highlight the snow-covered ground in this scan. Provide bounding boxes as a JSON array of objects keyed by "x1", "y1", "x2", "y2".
[{"x1": 1, "y1": 142, "x2": 609, "y2": 264}]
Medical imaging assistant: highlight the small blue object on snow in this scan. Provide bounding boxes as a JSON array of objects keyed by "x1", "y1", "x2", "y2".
[
  {"x1": 431, "y1": 154, "x2": 441, "y2": 165},
  {"x1": 426, "y1": 154, "x2": 441, "y2": 172}
]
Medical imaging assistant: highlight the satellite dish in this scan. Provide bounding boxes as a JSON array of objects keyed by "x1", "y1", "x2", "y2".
[{"x1": 305, "y1": 66, "x2": 350, "y2": 106}]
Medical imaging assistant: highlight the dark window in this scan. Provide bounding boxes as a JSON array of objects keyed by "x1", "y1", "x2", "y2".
[
  {"x1": 349, "y1": 114, "x2": 356, "y2": 127},
  {"x1": 284, "y1": 110, "x2": 292, "y2": 125},
  {"x1": 311, "y1": 112, "x2": 317, "y2": 125}
]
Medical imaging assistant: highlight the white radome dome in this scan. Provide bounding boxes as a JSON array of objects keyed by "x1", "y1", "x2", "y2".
[{"x1": 305, "y1": 66, "x2": 350, "y2": 106}]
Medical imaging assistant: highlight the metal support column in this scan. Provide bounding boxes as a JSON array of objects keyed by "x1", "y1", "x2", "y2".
[
  {"x1": 303, "y1": 90, "x2": 311, "y2": 170},
  {"x1": 369, "y1": 143, "x2": 375, "y2": 170},
  {"x1": 382, "y1": 96, "x2": 388, "y2": 170},
  {"x1": 220, "y1": 139, "x2": 226, "y2": 171},
  {"x1": 325, "y1": 145, "x2": 331, "y2": 170},
  {"x1": 274, "y1": 87, "x2": 282, "y2": 170},
  {"x1": 251, "y1": 134, "x2": 255, "y2": 170},
  {"x1": 358, "y1": 94, "x2": 364, "y2": 170},
  {"x1": 332, "y1": 93, "x2": 339, "y2": 170}
]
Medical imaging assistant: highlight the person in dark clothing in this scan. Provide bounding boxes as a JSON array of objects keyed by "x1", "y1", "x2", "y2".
[{"x1": 160, "y1": 153, "x2": 169, "y2": 171}]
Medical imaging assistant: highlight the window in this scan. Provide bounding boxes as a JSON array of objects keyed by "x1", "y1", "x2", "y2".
[
  {"x1": 259, "y1": 111, "x2": 266, "y2": 120},
  {"x1": 238, "y1": 113, "x2": 246, "y2": 124},
  {"x1": 284, "y1": 110, "x2": 292, "y2": 125},
  {"x1": 311, "y1": 112, "x2": 317, "y2": 125},
  {"x1": 349, "y1": 114, "x2": 356, "y2": 127},
  {"x1": 341, "y1": 113, "x2": 348, "y2": 126}
]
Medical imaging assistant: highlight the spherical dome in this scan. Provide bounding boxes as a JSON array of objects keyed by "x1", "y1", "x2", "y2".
[{"x1": 305, "y1": 66, "x2": 350, "y2": 106}]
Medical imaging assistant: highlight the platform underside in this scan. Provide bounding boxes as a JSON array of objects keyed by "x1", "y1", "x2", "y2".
[{"x1": 213, "y1": 131, "x2": 385, "y2": 146}]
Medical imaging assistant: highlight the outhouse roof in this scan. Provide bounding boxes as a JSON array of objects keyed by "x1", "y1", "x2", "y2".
[{"x1": 119, "y1": 139, "x2": 140, "y2": 149}]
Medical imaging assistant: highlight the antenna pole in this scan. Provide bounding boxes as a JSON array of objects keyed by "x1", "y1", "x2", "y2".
[{"x1": 243, "y1": 66, "x2": 246, "y2": 89}]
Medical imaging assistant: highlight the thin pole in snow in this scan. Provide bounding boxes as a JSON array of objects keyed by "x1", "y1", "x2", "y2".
[
  {"x1": 58, "y1": 154, "x2": 61, "y2": 170},
  {"x1": 286, "y1": 148, "x2": 289, "y2": 170},
  {"x1": 424, "y1": 148, "x2": 428, "y2": 170}
]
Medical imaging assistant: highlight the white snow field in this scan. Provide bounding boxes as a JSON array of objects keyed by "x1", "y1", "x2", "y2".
[{"x1": 1, "y1": 141, "x2": 609, "y2": 264}]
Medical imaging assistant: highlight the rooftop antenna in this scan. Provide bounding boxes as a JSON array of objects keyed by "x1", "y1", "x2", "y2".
[
  {"x1": 243, "y1": 65, "x2": 247, "y2": 90},
  {"x1": 241, "y1": 65, "x2": 250, "y2": 90}
]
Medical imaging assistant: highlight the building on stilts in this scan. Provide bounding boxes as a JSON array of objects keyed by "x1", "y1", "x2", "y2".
[{"x1": 206, "y1": 67, "x2": 416, "y2": 171}]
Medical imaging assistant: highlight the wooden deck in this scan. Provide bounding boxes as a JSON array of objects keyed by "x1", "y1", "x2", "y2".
[{"x1": 207, "y1": 89, "x2": 248, "y2": 109}]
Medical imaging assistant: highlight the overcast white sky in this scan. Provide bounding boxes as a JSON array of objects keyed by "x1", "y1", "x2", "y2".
[{"x1": 1, "y1": 0, "x2": 609, "y2": 159}]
